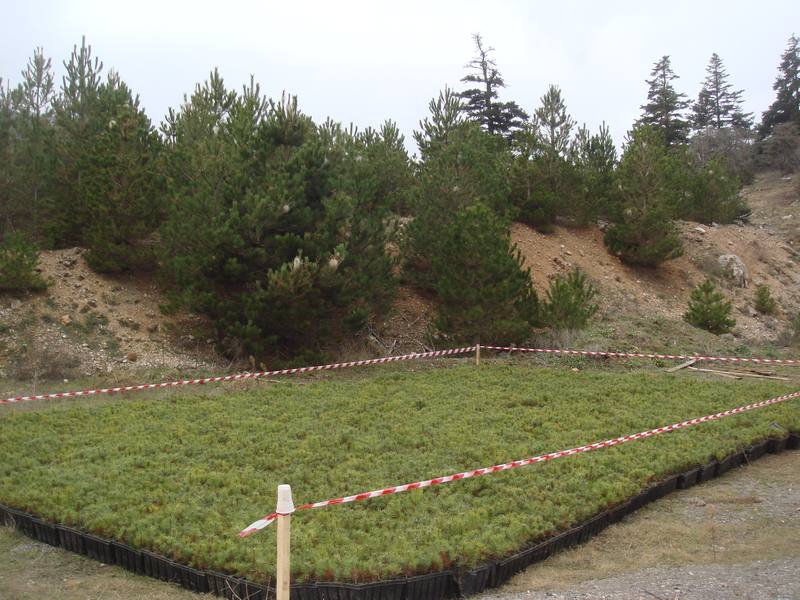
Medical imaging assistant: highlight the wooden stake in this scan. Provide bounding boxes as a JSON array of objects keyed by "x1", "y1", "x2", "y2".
[
  {"x1": 276, "y1": 484, "x2": 294, "y2": 600},
  {"x1": 475, "y1": 343, "x2": 481, "y2": 366}
]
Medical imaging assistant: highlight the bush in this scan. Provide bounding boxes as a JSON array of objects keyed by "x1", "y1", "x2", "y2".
[
  {"x1": 684, "y1": 280, "x2": 736, "y2": 334},
  {"x1": 542, "y1": 269, "x2": 599, "y2": 330},
  {"x1": 0, "y1": 232, "x2": 46, "y2": 292},
  {"x1": 430, "y1": 203, "x2": 540, "y2": 343},
  {"x1": 754, "y1": 284, "x2": 777, "y2": 315}
]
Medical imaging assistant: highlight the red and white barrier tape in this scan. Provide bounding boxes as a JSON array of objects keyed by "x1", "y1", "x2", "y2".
[
  {"x1": 239, "y1": 389, "x2": 800, "y2": 536},
  {"x1": 3, "y1": 344, "x2": 797, "y2": 407},
  {"x1": 483, "y1": 346, "x2": 800, "y2": 365},
  {"x1": 0, "y1": 346, "x2": 476, "y2": 406}
]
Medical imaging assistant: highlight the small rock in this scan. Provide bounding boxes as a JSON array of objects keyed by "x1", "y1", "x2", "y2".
[
  {"x1": 118, "y1": 317, "x2": 141, "y2": 331},
  {"x1": 60, "y1": 315, "x2": 72, "y2": 326},
  {"x1": 10, "y1": 300, "x2": 22, "y2": 310},
  {"x1": 126, "y1": 352, "x2": 138, "y2": 362},
  {"x1": 146, "y1": 323, "x2": 158, "y2": 333},
  {"x1": 694, "y1": 226, "x2": 706, "y2": 234}
]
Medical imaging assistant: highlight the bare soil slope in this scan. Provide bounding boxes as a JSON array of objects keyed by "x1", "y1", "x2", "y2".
[
  {"x1": 0, "y1": 248, "x2": 220, "y2": 382},
  {"x1": 510, "y1": 170, "x2": 799, "y2": 345}
]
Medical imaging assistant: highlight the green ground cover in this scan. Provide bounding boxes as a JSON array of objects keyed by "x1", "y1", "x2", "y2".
[{"x1": 0, "y1": 363, "x2": 798, "y2": 583}]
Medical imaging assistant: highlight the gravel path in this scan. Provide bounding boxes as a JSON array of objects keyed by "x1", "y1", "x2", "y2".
[{"x1": 478, "y1": 558, "x2": 800, "y2": 600}]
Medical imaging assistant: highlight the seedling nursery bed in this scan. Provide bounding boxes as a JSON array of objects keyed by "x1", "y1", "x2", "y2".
[{"x1": 0, "y1": 364, "x2": 798, "y2": 599}]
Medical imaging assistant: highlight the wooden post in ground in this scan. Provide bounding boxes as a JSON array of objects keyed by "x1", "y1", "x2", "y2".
[
  {"x1": 276, "y1": 484, "x2": 294, "y2": 600},
  {"x1": 475, "y1": 342, "x2": 481, "y2": 366}
]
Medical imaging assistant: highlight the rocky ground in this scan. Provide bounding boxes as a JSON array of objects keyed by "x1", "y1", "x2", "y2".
[{"x1": 0, "y1": 248, "x2": 221, "y2": 384}]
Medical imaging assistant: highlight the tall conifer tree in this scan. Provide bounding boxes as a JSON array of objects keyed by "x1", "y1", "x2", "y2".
[
  {"x1": 759, "y1": 34, "x2": 800, "y2": 138},
  {"x1": 7, "y1": 48, "x2": 57, "y2": 239},
  {"x1": 639, "y1": 55, "x2": 690, "y2": 146},
  {"x1": 458, "y1": 34, "x2": 528, "y2": 141},
  {"x1": 692, "y1": 53, "x2": 752, "y2": 131}
]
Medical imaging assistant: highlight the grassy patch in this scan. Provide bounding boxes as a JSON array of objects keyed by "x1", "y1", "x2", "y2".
[{"x1": 0, "y1": 364, "x2": 797, "y2": 583}]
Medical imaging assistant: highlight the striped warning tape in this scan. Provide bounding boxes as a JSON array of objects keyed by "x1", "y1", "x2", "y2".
[
  {"x1": 482, "y1": 346, "x2": 799, "y2": 365},
  {"x1": 0, "y1": 346, "x2": 477, "y2": 406},
  {"x1": 239, "y1": 389, "x2": 800, "y2": 536},
  {"x1": 3, "y1": 344, "x2": 797, "y2": 407}
]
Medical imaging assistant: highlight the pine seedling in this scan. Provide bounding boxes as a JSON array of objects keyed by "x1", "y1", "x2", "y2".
[
  {"x1": 684, "y1": 280, "x2": 736, "y2": 334},
  {"x1": 754, "y1": 284, "x2": 777, "y2": 315}
]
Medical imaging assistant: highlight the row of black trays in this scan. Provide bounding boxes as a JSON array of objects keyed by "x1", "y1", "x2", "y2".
[{"x1": 1, "y1": 433, "x2": 798, "y2": 599}]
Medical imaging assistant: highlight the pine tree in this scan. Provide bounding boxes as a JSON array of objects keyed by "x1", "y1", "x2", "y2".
[
  {"x1": 51, "y1": 36, "x2": 104, "y2": 245},
  {"x1": 5, "y1": 48, "x2": 57, "y2": 241},
  {"x1": 542, "y1": 268, "x2": 599, "y2": 330},
  {"x1": 534, "y1": 85, "x2": 575, "y2": 158},
  {"x1": 754, "y1": 284, "x2": 777, "y2": 315},
  {"x1": 604, "y1": 125, "x2": 683, "y2": 266},
  {"x1": 509, "y1": 85, "x2": 578, "y2": 230},
  {"x1": 431, "y1": 203, "x2": 540, "y2": 343},
  {"x1": 407, "y1": 91, "x2": 511, "y2": 290},
  {"x1": 759, "y1": 34, "x2": 800, "y2": 139},
  {"x1": 81, "y1": 71, "x2": 163, "y2": 271},
  {"x1": 413, "y1": 87, "x2": 464, "y2": 162},
  {"x1": 639, "y1": 56, "x2": 690, "y2": 146},
  {"x1": 571, "y1": 122, "x2": 618, "y2": 223},
  {"x1": 161, "y1": 74, "x2": 397, "y2": 359},
  {"x1": 684, "y1": 280, "x2": 735, "y2": 334},
  {"x1": 691, "y1": 53, "x2": 752, "y2": 131},
  {"x1": 458, "y1": 34, "x2": 528, "y2": 141},
  {"x1": 0, "y1": 80, "x2": 14, "y2": 233}
]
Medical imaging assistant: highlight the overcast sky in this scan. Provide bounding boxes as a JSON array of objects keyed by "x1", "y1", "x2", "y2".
[{"x1": 1, "y1": 0, "x2": 798, "y2": 154}]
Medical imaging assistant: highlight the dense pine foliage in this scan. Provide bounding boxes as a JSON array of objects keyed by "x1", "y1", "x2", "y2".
[{"x1": 1, "y1": 34, "x2": 798, "y2": 356}]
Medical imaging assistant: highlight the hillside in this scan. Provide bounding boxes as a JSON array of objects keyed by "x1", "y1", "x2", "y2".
[
  {"x1": 1, "y1": 171, "x2": 798, "y2": 384},
  {"x1": 510, "y1": 170, "x2": 799, "y2": 342}
]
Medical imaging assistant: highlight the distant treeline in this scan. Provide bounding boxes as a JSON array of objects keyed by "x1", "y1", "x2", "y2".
[{"x1": 1, "y1": 34, "x2": 798, "y2": 360}]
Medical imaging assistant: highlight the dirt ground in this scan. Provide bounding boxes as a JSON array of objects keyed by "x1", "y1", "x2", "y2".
[{"x1": 1, "y1": 450, "x2": 798, "y2": 600}]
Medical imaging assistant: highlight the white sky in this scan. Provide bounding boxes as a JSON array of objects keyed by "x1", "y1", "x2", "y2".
[{"x1": 1, "y1": 0, "x2": 798, "y2": 154}]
